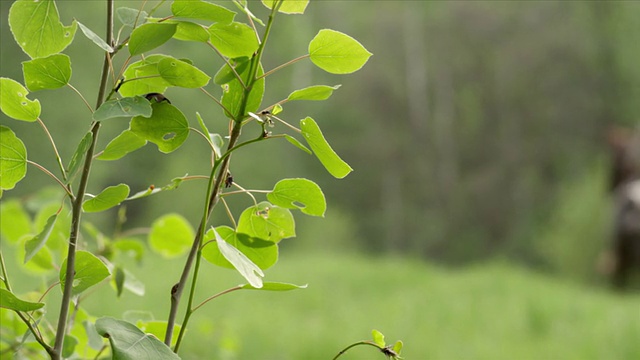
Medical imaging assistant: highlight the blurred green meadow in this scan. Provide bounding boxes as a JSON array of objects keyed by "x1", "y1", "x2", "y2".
[{"x1": 4, "y1": 243, "x2": 638, "y2": 359}]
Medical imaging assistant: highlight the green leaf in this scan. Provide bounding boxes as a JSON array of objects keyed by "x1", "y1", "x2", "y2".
[
  {"x1": 172, "y1": 0, "x2": 235, "y2": 23},
  {"x1": 157, "y1": 57, "x2": 210, "y2": 88},
  {"x1": 240, "y1": 282, "x2": 307, "y2": 291},
  {"x1": 128, "y1": 23, "x2": 177, "y2": 55},
  {"x1": 95, "y1": 317, "x2": 181, "y2": 360},
  {"x1": 213, "y1": 57, "x2": 250, "y2": 85},
  {"x1": 9, "y1": 0, "x2": 77, "y2": 59},
  {"x1": 393, "y1": 340, "x2": 403, "y2": 355},
  {"x1": 22, "y1": 54, "x2": 72, "y2": 91},
  {"x1": 24, "y1": 213, "x2": 57, "y2": 264},
  {"x1": 209, "y1": 22, "x2": 259, "y2": 59},
  {"x1": 287, "y1": 85, "x2": 341, "y2": 101},
  {"x1": 93, "y1": 96, "x2": 152, "y2": 121},
  {"x1": 261, "y1": 0, "x2": 309, "y2": 14},
  {"x1": 62, "y1": 335, "x2": 78, "y2": 359},
  {"x1": 67, "y1": 131, "x2": 93, "y2": 181},
  {"x1": 236, "y1": 202, "x2": 295, "y2": 243},
  {"x1": 372, "y1": 329, "x2": 386, "y2": 347},
  {"x1": 196, "y1": 112, "x2": 213, "y2": 145},
  {"x1": 60, "y1": 251, "x2": 111, "y2": 295},
  {"x1": 77, "y1": 22, "x2": 113, "y2": 52},
  {"x1": 267, "y1": 178, "x2": 326, "y2": 217},
  {"x1": 113, "y1": 238, "x2": 145, "y2": 263},
  {"x1": 221, "y1": 63, "x2": 264, "y2": 118},
  {"x1": 0, "y1": 289, "x2": 44, "y2": 311},
  {"x1": 97, "y1": 130, "x2": 147, "y2": 161},
  {"x1": 0, "y1": 78, "x2": 41, "y2": 121},
  {"x1": 148, "y1": 213, "x2": 194, "y2": 258},
  {"x1": 130, "y1": 102, "x2": 190, "y2": 153},
  {"x1": 83, "y1": 184, "x2": 130, "y2": 213},
  {"x1": 126, "y1": 177, "x2": 184, "y2": 200},
  {"x1": 117, "y1": 7, "x2": 148, "y2": 27},
  {"x1": 0, "y1": 126, "x2": 28, "y2": 191},
  {"x1": 284, "y1": 134, "x2": 311, "y2": 154},
  {"x1": 0, "y1": 199, "x2": 32, "y2": 243},
  {"x1": 300, "y1": 117, "x2": 352, "y2": 178},
  {"x1": 119, "y1": 55, "x2": 172, "y2": 97},
  {"x1": 309, "y1": 29, "x2": 372, "y2": 74},
  {"x1": 212, "y1": 227, "x2": 264, "y2": 288},
  {"x1": 171, "y1": 21, "x2": 210, "y2": 42},
  {"x1": 202, "y1": 226, "x2": 278, "y2": 270}
]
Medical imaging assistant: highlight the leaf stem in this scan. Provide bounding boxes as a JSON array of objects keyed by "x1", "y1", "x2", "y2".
[
  {"x1": 192, "y1": 286, "x2": 242, "y2": 312},
  {"x1": 199, "y1": 87, "x2": 233, "y2": 116},
  {"x1": 52, "y1": 1, "x2": 114, "y2": 358},
  {"x1": 26, "y1": 161, "x2": 74, "y2": 199},
  {"x1": 206, "y1": 42, "x2": 247, "y2": 90},
  {"x1": 67, "y1": 83, "x2": 94, "y2": 113},
  {"x1": 332, "y1": 341, "x2": 381, "y2": 360},
  {"x1": 258, "y1": 54, "x2": 310, "y2": 80},
  {"x1": 36, "y1": 118, "x2": 68, "y2": 183},
  {"x1": 188, "y1": 127, "x2": 217, "y2": 153}
]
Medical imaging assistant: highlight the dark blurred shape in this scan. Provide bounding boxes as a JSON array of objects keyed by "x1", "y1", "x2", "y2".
[{"x1": 608, "y1": 126, "x2": 640, "y2": 288}]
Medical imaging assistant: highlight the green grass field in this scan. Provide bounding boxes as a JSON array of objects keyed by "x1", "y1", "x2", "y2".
[{"x1": 73, "y1": 252, "x2": 640, "y2": 360}]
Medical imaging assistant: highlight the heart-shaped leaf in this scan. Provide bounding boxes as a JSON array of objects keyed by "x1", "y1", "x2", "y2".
[
  {"x1": 267, "y1": 178, "x2": 326, "y2": 217},
  {"x1": 309, "y1": 29, "x2": 372, "y2": 74},
  {"x1": 236, "y1": 202, "x2": 295, "y2": 243},
  {"x1": 22, "y1": 54, "x2": 72, "y2": 91},
  {"x1": 130, "y1": 102, "x2": 189, "y2": 153}
]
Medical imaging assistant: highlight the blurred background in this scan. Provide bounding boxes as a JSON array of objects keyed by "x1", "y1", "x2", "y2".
[{"x1": 1, "y1": 1, "x2": 640, "y2": 359}]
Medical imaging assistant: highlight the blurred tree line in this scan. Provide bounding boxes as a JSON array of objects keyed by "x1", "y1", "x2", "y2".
[{"x1": 2, "y1": 1, "x2": 639, "y2": 282}]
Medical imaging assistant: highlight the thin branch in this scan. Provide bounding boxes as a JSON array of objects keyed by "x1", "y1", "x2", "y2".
[
  {"x1": 27, "y1": 161, "x2": 74, "y2": 198},
  {"x1": 206, "y1": 42, "x2": 247, "y2": 89},
  {"x1": 199, "y1": 87, "x2": 233, "y2": 116},
  {"x1": 189, "y1": 127, "x2": 217, "y2": 153},
  {"x1": 229, "y1": 182, "x2": 258, "y2": 207},
  {"x1": 332, "y1": 341, "x2": 381, "y2": 360},
  {"x1": 220, "y1": 197, "x2": 237, "y2": 228},
  {"x1": 66, "y1": 84, "x2": 94, "y2": 113},
  {"x1": 258, "y1": 54, "x2": 310, "y2": 80}
]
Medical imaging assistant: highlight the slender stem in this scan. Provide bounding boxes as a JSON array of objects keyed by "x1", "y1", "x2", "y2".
[
  {"x1": 258, "y1": 54, "x2": 310, "y2": 80},
  {"x1": 52, "y1": 1, "x2": 114, "y2": 358},
  {"x1": 332, "y1": 341, "x2": 381, "y2": 360},
  {"x1": 189, "y1": 127, "x2": 217, "y2": 153},
  {"x1": 220, "y1": 197, "x2": 237, "y2": 228},
  {"x1": 66, "y1": 84, "x2": 94, "y2": 113},
  {"x1": 172, "y1": 244, "x2": 203, "y2": 352},
  {"x1": 230, "y1": 182, "x2": 258, "y2": 207},
  {"x1": 26, "y1": 161, "x2": 74, "y2": 198},
  {"x1": 0, "y1": 251, "x2": 12, "y2": 291},
  {"x1": 199, "y1": 87, "x2": 233, "y2": 116},
  {"x1": 206, "y1": 42, "x2": 247, "y2": 89},
  {"x1": 220, "y1": 189, "x2": 270, "y2": 197},
  {"x1": 36, "y1": 118, "x2": 68, "y2": 183},
  {"x1": 192, "y1": 286, "x2": 242, "y2": 312}
]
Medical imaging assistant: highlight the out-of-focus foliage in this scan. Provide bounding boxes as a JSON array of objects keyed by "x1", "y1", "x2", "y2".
[{"x1": 2, "y1": 1, "x2": 639, "y2": 282}]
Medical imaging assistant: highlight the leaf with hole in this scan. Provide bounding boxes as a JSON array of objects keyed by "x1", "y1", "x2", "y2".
[
  {"x1": 0, "y1": 78, "x2": 41, "y2": 122},
  {"x1": 209, "y1": 22, "x2": 259, "y2": 59},
  {"x1": 77, "y1": 22, "x2": 113, "y2": 52},
  {"x1": 267, "y1": 178, "x2": 326, "y2": 217},
  {"x1": 60, "y1": 251, "x2": 111, "y2": 295},
  {"x1": 130, "y1": 102, "x2": 189, "y2": 153},
  {"x1": 287, "y1": 85, "x2": 341, "y2": 101},
  {"x1": 22, "y1": 54, "x2": 72, "y2": 91},
  {"x1": 149, "y1": 213, "x2": 194, "y2": 258},
  {"x1": 202, "y1": 226, "x2": 278, "y2": 271},
  {"x1": 158, "y1": 57, "x2": 210, "y2": 88},
  {"x1": 24, "y1": 213, "x2": 57, "y2": 264},
  {"x1": 83, "y1": 184, "x2": 130, "y2": 213},
  {"x1": 98, "y1": 130, "x2": 147, "y2": 161},
  {"x1": 212, "y1": 227, "x2": 264, "y2": 288},
  {"x1": 93, "y1": 96, "x2": 152, "y2": 121},
  {"x1": 0, "y1": 126, "x2": 28, "y2": 191},
  {"x1": 300, "y1": 117, "x2": 352, "y2": 178},
  {"x1": 128, "y1": 23, "x2": 177, "y2": 55},
  {"x1": 172, "y1": 0, "x2": 235, "y2": 23},
  {"x1": 261, "y1": 0, "x2": 309, "y2": 14},
  {"x1": 0, "y1": 289, "x2": 44, "y2": 311},
  {"x1": 309, "y1": 29, "x2": 372, "y2": 74},
  {"x1": 236, "y1": 202, "x2": 295, "y2": 243},
  {"x1": 240, "y1": 282, "x2": 307, "y2": 291},
  {"x1": 9, "y1": 0, "x2": 77, "y2": 59},
  {"x1": 95, "y1": 317, "x2": 180, "y2": 360},
  {"x1": 67, "y1": 131, "x2": 93, "y2": 181},
  {"x1": 119, "y1": 55, "x2": 173, "y2": 97}
]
